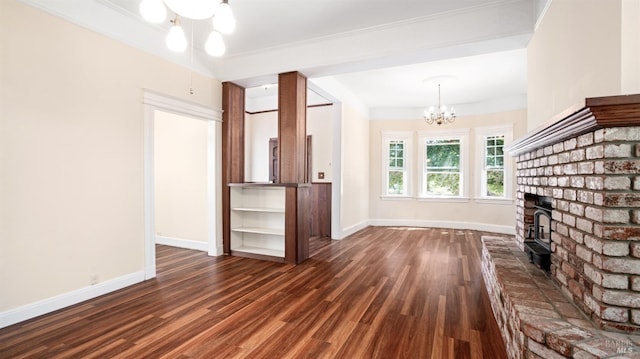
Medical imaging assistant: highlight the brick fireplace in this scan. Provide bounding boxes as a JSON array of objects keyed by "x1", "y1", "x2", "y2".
[
  {"x1": 510, "y1": 94, "x2": 640, "y2": 333},
  {"x1": 482, "y1": 94, "x2": 640, "y2": 358}
]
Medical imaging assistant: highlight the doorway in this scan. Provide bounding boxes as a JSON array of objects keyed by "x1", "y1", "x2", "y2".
[
  {"x1": 142, "y1": 91, "x2": 222, "y2": 280},
  {"x1": 154, "y1": 111, "x2": 210, "y2": 252}
]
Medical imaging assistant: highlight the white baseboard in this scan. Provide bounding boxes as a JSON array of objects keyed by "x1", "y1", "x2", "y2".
[
  {"x1": 339, "y1": 220, "x2": 371, "y2": 239},
  {"x1": 0, "y1": 271, "x2": 145, "y2": 329},
  {"x1": 369, "y1": 219, "x2": 515, "y2": 235},
  {"x1": 156, "y1": 235, "x2": 208, "y2": 252}
]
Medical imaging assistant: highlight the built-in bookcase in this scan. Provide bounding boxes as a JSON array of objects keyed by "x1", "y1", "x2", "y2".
[
  {"x1": 228, "y1": 183, "x2": 310, "y2": 264},
  {"x1": 230, "y1": 186, "x2": 286, "y2": 259}
]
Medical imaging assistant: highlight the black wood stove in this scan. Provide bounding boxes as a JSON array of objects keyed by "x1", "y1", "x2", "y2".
[{"x1": 524, "y1": 196, "x2": 552, "y2": 271}]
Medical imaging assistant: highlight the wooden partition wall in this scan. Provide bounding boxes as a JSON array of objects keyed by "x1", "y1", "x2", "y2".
[{"x1": 222, "y1": 72, "x2": 311, "y2": 264}]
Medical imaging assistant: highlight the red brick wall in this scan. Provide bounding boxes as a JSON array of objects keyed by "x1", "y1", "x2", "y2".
[{"x1": 515, "y1": 127, "x2": 640, "y2": 333}]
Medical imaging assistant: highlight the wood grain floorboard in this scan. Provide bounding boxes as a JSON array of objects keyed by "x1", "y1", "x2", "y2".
[{"x1": 0, "y1": 227, "x2": 508, "y2": 358}]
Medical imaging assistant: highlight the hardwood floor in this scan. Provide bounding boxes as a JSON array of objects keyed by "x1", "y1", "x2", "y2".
[{"x1": 0, "y1": 227, "x2": 508, "y2": 358}]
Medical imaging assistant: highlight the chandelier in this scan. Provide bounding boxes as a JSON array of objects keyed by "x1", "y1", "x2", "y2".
[
  {"x1": 424, "y1": 84, "x2": 456, "y2": 125},
  {"x1": 139, "y1": 0, "x2": 236, "y2": 57}
]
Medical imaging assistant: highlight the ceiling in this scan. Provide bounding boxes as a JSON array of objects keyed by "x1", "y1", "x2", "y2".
[{"x1": 20, "y1": 0, "x2": 549, "y2": 117}]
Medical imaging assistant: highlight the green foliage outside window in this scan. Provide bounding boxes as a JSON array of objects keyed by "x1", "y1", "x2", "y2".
[
  {"x1": 425, "y1": 139, "x2": 461, "y2": 196},
  {"x1": 388, "y1": 171, "x2": 404, "y2": 194},
  {"x1": 426, "y1": 173, "x2": 460, "y2": 196},
  {"x1": 486, "y1": 169, "x2": 504, "y2": 196}
]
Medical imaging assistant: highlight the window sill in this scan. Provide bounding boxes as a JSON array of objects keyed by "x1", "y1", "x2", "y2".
[
  {"x1": 416, "y1": 196, "x2": 470, "y2": 203},
  {"x1": 380, "y1": 195, "x2": 413, "y2": 201},
  {"x1": 474, "y1": 198, "x2": 514, "y2": 205}
]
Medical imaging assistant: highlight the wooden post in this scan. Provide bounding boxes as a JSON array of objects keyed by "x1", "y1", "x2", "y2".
[
  {"x1": 222, "y1": 82, "x2": 245, "y2": 255},
  {"x1": 278, "y1": 71, "x2": 307, "y2": 184},
  {"x1": 278, "y1": 71, "x2": 310, "y2": 263}
]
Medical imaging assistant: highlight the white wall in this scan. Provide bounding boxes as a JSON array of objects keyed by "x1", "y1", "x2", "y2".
[
  {"x1": 621, "y1": 0, "x2": 640, "y2": 94},
  {"x1": 154, "y1": 111, "x2": 209, "y2": 244},
  {"x1": 244, "y1": 106, "x2": 334, "y2": 183},
  {"x1": 340, "y1": 104, "x2": 371, "y2": 234},
  {"x1": 306, "y1": 105, "x2": 334, "y2": 183},
  {"x1": 0, "y1": 0, "x2": 221, "y2": 316},
  {"x1": 369, "y1": 110, "x2": 527, "y2": 233},
  {"x1": 527, "y1": 0, "x2": 626, "y2": 130}
]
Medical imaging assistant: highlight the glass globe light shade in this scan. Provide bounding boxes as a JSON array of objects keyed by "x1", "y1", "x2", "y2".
[
  {"x1": 213, "y1": 2, "x2": 236, "y2": 34},
  {"x1": 166, "y1": 24, "x2": 187, "y2": 52},
  {"x1": 205, "y1": 31, "x2": 226, "y2": 57},
  {"x1": 139, "y1": 0, "x2": 166, "y2": 23},
  {"x1": 163, "y1": 0, "x2": 218, "y2": 20}
]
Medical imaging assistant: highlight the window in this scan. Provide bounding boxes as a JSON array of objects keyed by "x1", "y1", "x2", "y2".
[
  {"x1": 484, "y1": 135, "x2": 505, "y2": 196},
  {"x1": 424, "y1": 139, "x2": 461, "y2": 196},
  {"x1": 476, "y1": 126, "x2": 513, "y2": 200},
  {"x1": 382, "y1": 132, "x2": 412, "y2": 197},
  {"x1": 387, "y1": 140, "x2": 405, "y2": 194},
  {"x1": 419, "y1": 129, "x2": 469, "y2": 199}
]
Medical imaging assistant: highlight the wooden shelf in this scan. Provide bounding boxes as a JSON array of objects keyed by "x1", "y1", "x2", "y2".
[
  {"x1": 231, "y1": 227, "x2": 284, "y2": 236},
  {"x1": 231, "y1": 246, "x2": 284, "y2": 258},
  {"x1": 231, "y1": 207, "x2": 285, "y2": 213}
]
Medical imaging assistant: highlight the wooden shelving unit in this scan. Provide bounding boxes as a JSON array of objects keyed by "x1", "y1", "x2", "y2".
[
  {"x1": 222, "y1": 73, "x2": 310, "y2": 265},
  {"x1": 228, "y1": 183, "x2": 310, "y2": 264}
]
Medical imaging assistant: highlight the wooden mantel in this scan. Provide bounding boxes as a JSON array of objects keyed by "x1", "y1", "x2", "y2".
[{"x1": 506, "y1": 94, "x2": 640, "y2": 156}]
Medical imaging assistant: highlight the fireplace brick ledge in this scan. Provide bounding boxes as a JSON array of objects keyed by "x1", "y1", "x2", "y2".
[
  {"x1": 482, "y1": 235, "x2": 640, "y2": 358},
  {"x1": 506, "y1": 94, "x2": 640, "y2": 156}
]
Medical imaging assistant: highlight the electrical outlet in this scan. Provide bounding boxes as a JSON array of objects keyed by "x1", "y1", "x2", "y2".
[
  {"x1": 90, "y1": 274, "x2": 99, "y2": 285},
  {"x1": 318, "y1": 172, "x2": 325, "y2": 179}
]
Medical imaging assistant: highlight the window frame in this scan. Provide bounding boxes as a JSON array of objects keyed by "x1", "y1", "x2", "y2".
[
  {"x1": 381, "y1": 131, "x2": 413, "y2": 198},
  {"x1": 418, "y1": 128, "x2": 469, "y2": 200},
  {"x1": 475, "y1": 125, "x2": 513, "y2": 203}
]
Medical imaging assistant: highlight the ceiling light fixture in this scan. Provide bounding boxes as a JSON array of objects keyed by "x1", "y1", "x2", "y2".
[
  {"x1": 424, "y1": 84, "x2": 456, "y2": 125},
  {"x1": 139, "y1": 0, "x2": 235, "y2": 57},
  {"x1": 166, "y1": 16, "x2": 187, "y2": 52}
]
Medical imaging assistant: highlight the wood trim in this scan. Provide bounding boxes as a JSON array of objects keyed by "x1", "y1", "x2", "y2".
[
  {"x1": 222, "y1": 82, "x2": 245, "y2": 255},
  {"x1": 228, "y1": 182, "x2": 311, "y2": 188},
  {"x1": 245, "y1": 103, "x2": 332, "y2": 115},
  {"x1": 506, "y1": 94, "x2": 640, "y2": 156}
]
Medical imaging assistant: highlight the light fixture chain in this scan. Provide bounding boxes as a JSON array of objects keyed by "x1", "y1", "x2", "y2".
[{"x1": 189, "y1": 19, "x2": 194, "y2": 95}]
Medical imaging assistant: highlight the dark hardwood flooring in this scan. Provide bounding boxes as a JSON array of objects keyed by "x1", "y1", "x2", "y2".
[{"x1": 0, "y1": 227, "x2": 508, "y2": 358}]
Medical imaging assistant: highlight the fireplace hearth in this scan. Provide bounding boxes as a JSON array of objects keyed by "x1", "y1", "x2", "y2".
[
  {"x1": 506, "y1": 94, "x2": 640, "y2": 334},
  {"x1": 480, "y1": 94, "x2": 640, "y2": 358}
]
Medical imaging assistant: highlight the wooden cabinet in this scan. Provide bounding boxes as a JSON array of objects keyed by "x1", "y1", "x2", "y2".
[{"x1": 228, "y1": 183, "x2": 310, "y2": 264}]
